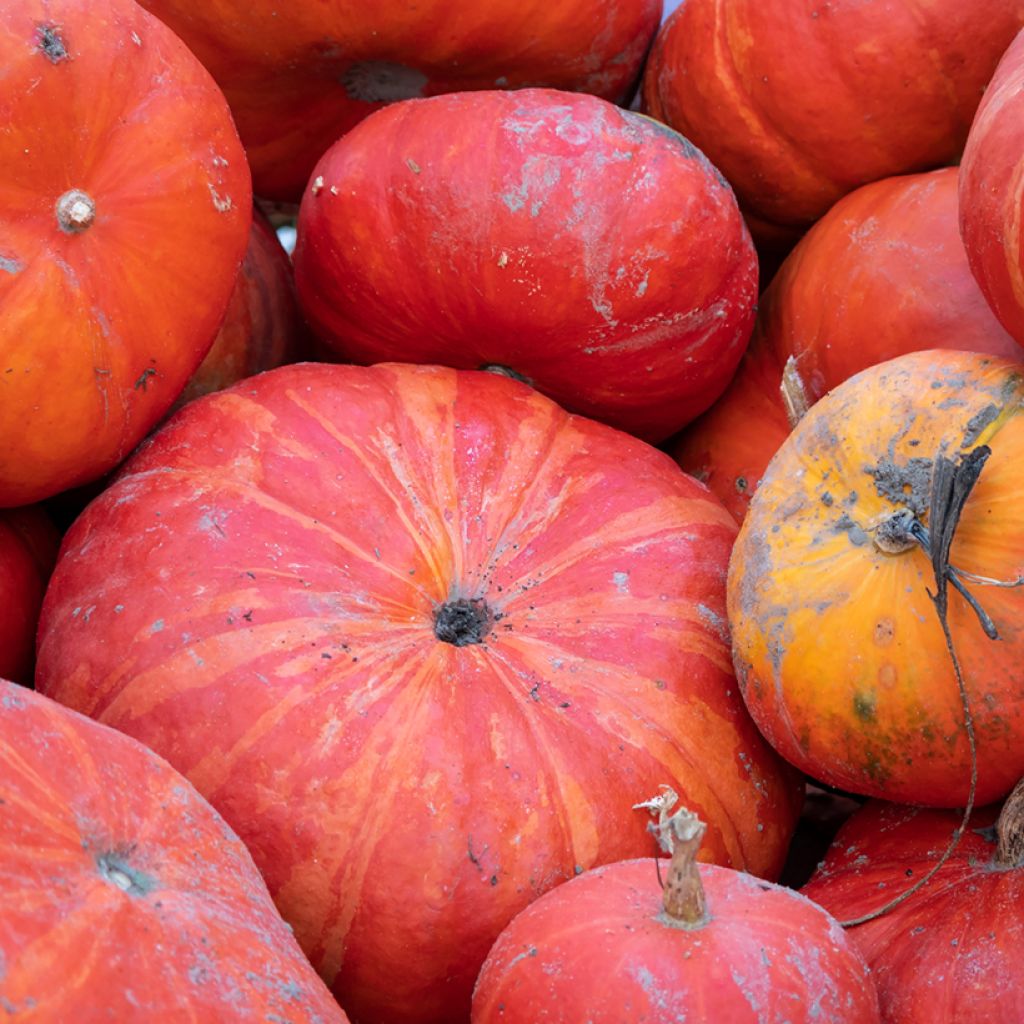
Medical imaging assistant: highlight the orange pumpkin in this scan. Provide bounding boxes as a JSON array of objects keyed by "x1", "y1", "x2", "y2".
[
  {"x1": 672, "y1": 168, "x2": 1019, "y2": 522},
  {"x1": 961, "y1": 28, "x2": 1024, "y2": 346},
  {"x1": 137, "y1": 0, "x2": 661, "y2": 200},
  {"x1": 0, "y1": 0, "x2": 251, "y2": 506},
  {"x1": 643, "y1": 0, "x2": 1024, "y2": 240},
  {"x1": 174, "y1": 208, "x2": 305, "y2": 410},
  {"x1": 728, "y1": 349, "x2": 1024, "y2": 806}
]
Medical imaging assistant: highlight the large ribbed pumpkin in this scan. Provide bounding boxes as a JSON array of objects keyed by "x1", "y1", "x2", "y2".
[
  {"x1": 0, "y1": 507, "x2": 59, "y2": 683},
  {"x1": 672, "y1": 168, "x2": 1019, "y2": 522},
  {"x1": 136, "y1": 0, "x2": 661, "y2": 201},
  {"x1": 961, "y1": 28, "x2": 1024, "y2": 347},
  {"x1": 728, "y1": 349, "x2": 1024, "y2": 806},
  {"x1": 0, "y1": 680, "x2": 349, "y2": 1023},
  {"x1": 643, "y1": 0, "x2": 1024, "y2": 240},
  {"x1": 803, "y1": 787, "x2": 1024, "y2": 1024},
  {"x1": 294, "y1": 89, "x2": 758, "y2": 443},
  {"x1": 36, "y1": 363, "x2": 801, "y2": 1024},
  {"x1": 0, "y1": 0, "x2": 251, "y2": 507}
]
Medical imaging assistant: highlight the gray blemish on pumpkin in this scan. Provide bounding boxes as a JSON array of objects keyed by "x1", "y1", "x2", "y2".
[
  {"x1": 341, "y1": 61, "x2": 428, "y2": 103},
  {"x1": 149, "y1": 619, "x2": 165, "y2": 634},
  {"x1": 612, "y1": 571, "x2": 630, "y2": 594},
  {"x1": 628, "y1": 963, "x2": 687, "y2": 1016},
  {"x1": 506, "y1": 946, "x2": 538, "y2": 970},
  {"x1": 866, "y1": 456, "x2": 934, "y2": 517},
  {"x1": 37, "y1": 24, "x2": 69, "y2": 63},
  {"x1": 697, "y1": 602, "x2": 729, "y2": 642},
  {"x1": 961, "y1": 403, "x2": 1000, "y2": 448},
  {"x1": 834, "y1": 513, "x2": 868, "y2": 547},
  {"x1": 0, "y1": 255, "x2": 22, "y2": 275},
  {"x1": 500, "y1": 155, "x2": 563, "y2": 216}
]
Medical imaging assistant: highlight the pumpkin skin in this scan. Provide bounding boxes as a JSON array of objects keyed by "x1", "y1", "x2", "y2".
[
  {"x1": 0, "y1": 0, "x2": 252, "y2": 507},
  {"x1": 960, "y1": 28, "x2": 1024, "y2": 347},
  {"x1": 294, "y1": 89, "x2": 758, "y2": 443},
  {"x1": 802, "y1": 797, "x2": 1024, "y2": 1023},
  {"x1": 174, "y1": 208, "x2": 305, "y2": 410},
  {"x1": 135, "y1": 0, "x2": 661, "y2": 201},
  {"x1": 0, "y1": 507, "x2": 60, "y2": 683},
  {"x1": 36, "y1": 362, "x2": 801, "y2": 1024},
  {"x1": 642, "y1": 0, "x2": 1024, "y2": 239},
  {"x1": 672, "y1": 168, "x2": 1020, "y2": 523},
  {"x1": 728, "y1": 349, "x2": 1024, "y2": 806},
  {"x1": 0, "y1": 680, "x2": 349, "y2": 1023},
  {"x1": 473, "y1": 858, "x2": 881, "y2": 1023}
]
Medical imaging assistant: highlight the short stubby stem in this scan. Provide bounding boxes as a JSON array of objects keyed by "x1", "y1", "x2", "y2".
[
  {"x1": 434, "y1": 598, "x2": 491, "y2": 647},
  {"x1": 872, "y1": 508, "x2": 918, "y2": 555},
  {"x1": 56, "y1": 189, "x2": 96, "y2": 233}
]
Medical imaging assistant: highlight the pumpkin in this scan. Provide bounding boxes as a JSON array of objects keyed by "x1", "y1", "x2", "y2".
[
  {"x1": 802, "y1": 781, "x2": 1024, "y2": 1023},
  {"x1": 36, "y1": 362, "x2": 801, "y2": 1024},
  {"x1": 135, "y1": 0, "x2": 661, "y2": 201},
  {"x1": 0, "y1": 0, "x2": 251, "y2": 507},
  {"x1": 728, "y1": 349, "x2": 1024, "y2": 806},
  {"x1": 294, "y1": 89, "x2": 758, "y2": 443},
  {"x1": 960, "y1": 28, "x2": 1024, "y2": 347},
  {"x1": 0, "y1": 507, "x2": 60, "y2": 683},
  {"x1": 173, "y1": 207, "x2": 305, "y2": 410},
  {"x1": 642, "y1": 0, "x2": 1024, "y2": 241},
  {"x1": 473, "y1": 791, "x2": 881, "y2": 1023},
  {"x1": 672, "y1": 168, "x2": 1020, "y2": 523},
  {"x1": 0, "y1": 679, "x2": 349, "y2": 1022}
]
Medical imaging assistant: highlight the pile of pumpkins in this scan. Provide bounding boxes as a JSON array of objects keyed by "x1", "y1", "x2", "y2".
[{"x1": 4, "y1": 0, "x2": 1024, "y2": 1021}]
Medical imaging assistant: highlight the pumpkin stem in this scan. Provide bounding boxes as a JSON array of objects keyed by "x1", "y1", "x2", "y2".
[
  {"x1": 780, "y1": 355, "x2": 811, "y2": 429},
  {"x1": 634, "y1": 787, "x2": 708, "y2": 928},
  {"x1": 995, "y1": 778, "x2": 1024, "y2": 868},
  {"x1": 56, "y1": 189, "x2": 96, "y2": 234},
  {"x1": 842, "y1": 447, "x2": 994, "y2": 927}
]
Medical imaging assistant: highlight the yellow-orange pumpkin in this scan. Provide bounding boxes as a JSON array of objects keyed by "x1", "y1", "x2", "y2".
[{"x1": 728, "y1": 350, "x2": 1024, "y2": 806}]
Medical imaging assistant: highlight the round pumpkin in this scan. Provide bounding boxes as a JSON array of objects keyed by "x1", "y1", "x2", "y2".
[
  {"x1": 0, "y1": 679, "x2": 349, "y2": 1022},
  {"x1": 294, "y1": 89, "x2": 758, "y2": 443},
  {"x1": 0, "y1": 0, "x2": 251, "y2": 507},
  {"x1": 960, "y1": 28, "x2": 1024, "y2": 347},
  {"x1": 173, "y1": 207, "x2": 305, "y2": 410},
  {"x1": 728, "y1": 349, "x2": 1024, "y2": 806},
  {"x1": 802, "y1": 783, "x2": 1024, "y2": 1023},
  {"x1": 672, "y1": 168, "x2": 1020, "y2": 522},
  {"x1": 136, "y1": 0, "x2": 661, "y2": 201},
  {"x1": 0, "y1": 507, "x2": 60, "y2": 683},
  {"x1": 473, "y1": 794, "x2": 881, "y2": 1023},
  {"x1": 36, "y1": 362, "x2": 801, "y2": 1024},
  {"x1": 642, "y1": 0, "x2": 1024, "y2": 240}
]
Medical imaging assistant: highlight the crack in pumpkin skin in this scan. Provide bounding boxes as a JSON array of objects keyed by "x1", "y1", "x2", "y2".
[
  {"x1": 37, "y1": 363, "x2": 801, "y2": 1024},
  {"x1": 728, "y1": 350, "x2": 1024, "y2": 806}
]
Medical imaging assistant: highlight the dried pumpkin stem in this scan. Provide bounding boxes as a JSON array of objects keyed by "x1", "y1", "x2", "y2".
[
  {"x1": 780, "y1": 355, "x2": 811, "y2": 429},
  {"x1": 634, "y1": 787, "x2": 709, "y2": 928},
  {"x1": 995, "y1": 777, "x2": 1024, "y2": 868},
  {"x1": 842, "y1": 448, "x2": 992, "y2": 928}
]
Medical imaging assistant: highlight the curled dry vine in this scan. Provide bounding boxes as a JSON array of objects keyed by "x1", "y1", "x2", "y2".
[{"x1": 843, "y1": 444, "x2": 1024, "y2": 927}]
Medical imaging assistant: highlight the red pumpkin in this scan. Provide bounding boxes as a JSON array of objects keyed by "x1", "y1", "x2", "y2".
[
  {"x1": 0, "y1": 679, "x2": 349, "y2": 1022},
  {"x1": 803, "y1": 783, "x2": 1024, "y2": 1023},
  {"x1": 136, "y1": 0, "x2": 661, "y2": 201},
  {"x1": 174, "y1": 208, "x2": 305, "y2": 410},
  {"x1": 294, "y1": 89, "x2": 758, "y2": 443},
  {"x1": 960, "y1": 28, "x2": 1024, "y2": 346},
  {"x1": 473, "y1": 793, "x2": 881, "y2": 1023},
  {"x1": 672, "y1": 168, "x2": 1020, "y2": 522},
  {"x1": 0, "y1": 507, "x2": 60, "y2": 683},
  {"x1": 37, "y1": 362, "x2": 801, "y2": 1024},
  {"x1": 728, "y1": 350, "x2": 1024, "y2": 806},
  {"x1": 0, "y1": 0, "x2": 251, "y2": 507},
  {"x1": 643, "y1": 0, "x2": 1024, "y2": 240}
]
